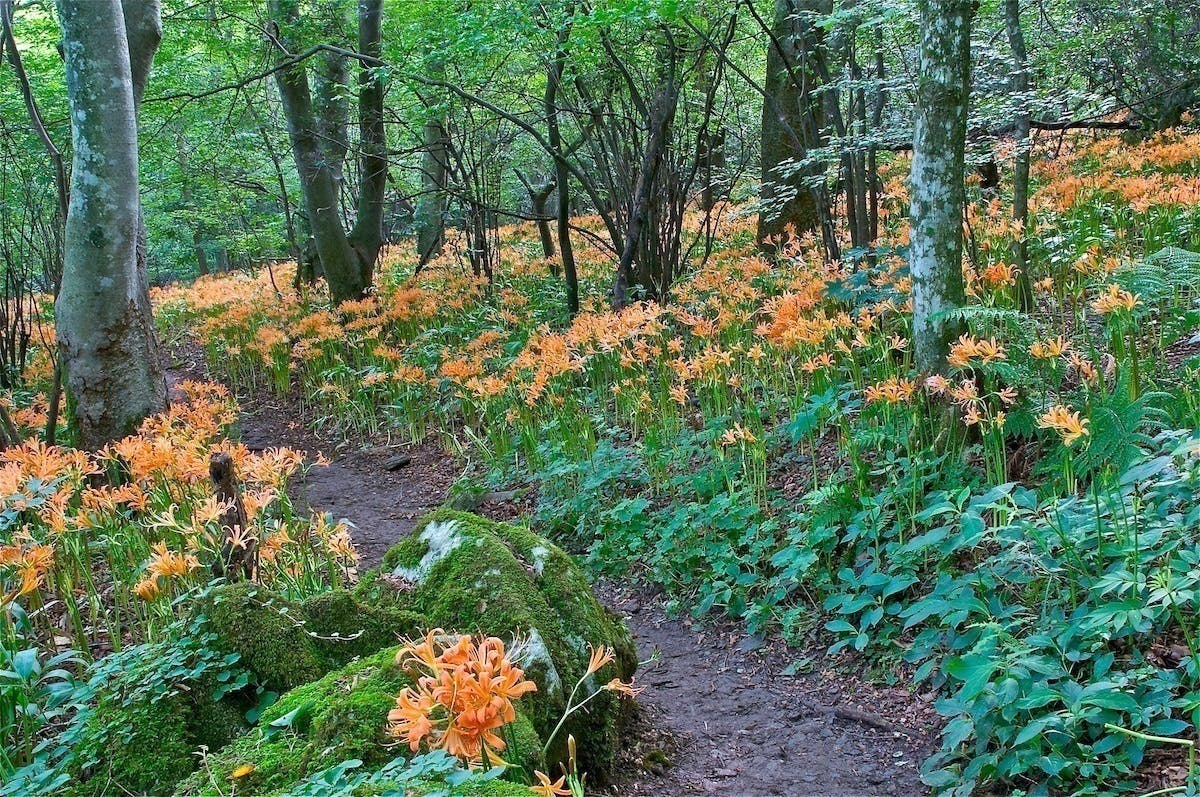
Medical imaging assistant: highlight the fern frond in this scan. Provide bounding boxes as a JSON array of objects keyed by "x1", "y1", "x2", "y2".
[{"x1": 1107, "y1": 247, "x2": 1200, "y2": 305}]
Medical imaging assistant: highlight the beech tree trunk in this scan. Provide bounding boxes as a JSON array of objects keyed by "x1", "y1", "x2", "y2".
[
  {"x1": 910, "y1": 0, "x2": 972, "y2": 373},
  {"x1": 757, "y1": 0, "x2": 826, "y2": 249},
  {"x1": 346, "y1": 0, "x2": 386, "y2": 288},
  {"x1": 1003, "y1": 0, "x2": 1034, "y2": 311},
  {"x1": 55, "y1": 0, "x2": 167, "y2": 449},
  {"x1": 516, "y1": 170, "x2": 557, "y2": 261},
  {"x1": 415, "y1": 57, "x2": 449, "y2": 269},
  {"x1": 267, "y1": 0, "x2": 383, "y2": 302},
  {"x1": 545, "y1": 19, "x2": 579, "y2": 314}
]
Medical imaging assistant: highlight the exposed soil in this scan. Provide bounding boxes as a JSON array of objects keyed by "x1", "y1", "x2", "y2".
[
  {"x1": 592, "y1": 585, "x2": 936, "y2": 796},
  {"x1": 174, "y1": 346, "x2": 937, "y2": 795}
]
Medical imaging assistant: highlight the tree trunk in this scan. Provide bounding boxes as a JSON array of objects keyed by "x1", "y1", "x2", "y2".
[
  {"x1": 698, "y1": 127, "x2": 726, "y2": 213},
  {"x1": 415, "y1": 55, "x2": 449, "y2": 269},
  {"x1": 194, "y1": 230, "x2": 209, "y2": 276},
  {"x1": 267, "y1": 0, "x2": 365, "y2": 303},
  {"x1": 695, "y1": 51, "x2": 726, "y2": 213},
  {"x1": 1003, "y1": 0, "x2": 1033, "y2": 311},
  {"x1": 546, "y1": 18, "x2": 579, "y2": 314},
  {"x1": 54, "y1": 0, "x2": 167, "y2": 449},
  {"x1": 346, "y1": 0, "x2": 386, "y2": 288},
  {"x1": 909, "y1": 0, "x2": 971, "y2": 373},
  {"x1": 312, "y1": 49, "x2": 349, "y2": 192},
  {"x1": 614, "y1": 77, "x2": 678, "y2": 308},
  {"x1": 415, "y1": 115, "x2": 448, "y2": 268},
  {"x1": 516, "y1": 171, "x2": 557, "y2": 262},
  {"x1": 757, "y1": 0, "x2": 825, "y2": 250},
  {"x1": 532, "y1": 184, "x2": 556, "y2": 261}
]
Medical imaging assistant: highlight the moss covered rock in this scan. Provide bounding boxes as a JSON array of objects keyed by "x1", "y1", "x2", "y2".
[
  {"x1": 76, "y1": 690, "x2": 197, "y2": 796},
  {"x1": 372, "y1": 510, "x2": 636, "y2": 775},
  {"x1": 191, "y1": 582, "x2": 326, "y2": 692},
  {"x1": 173, "y1": 645, "x2": 542, "y2": 796},
  {"x1": 301, "y1": 588, "x2": 425, "y2": 668}
]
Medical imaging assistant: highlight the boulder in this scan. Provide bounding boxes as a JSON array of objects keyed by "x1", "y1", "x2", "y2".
[
  {"x1": 172, "y1": 646, "x2": 541, "y2": 796},
  {"x1": 367, "y1": 510, "x2": 636, "y2": 775}
]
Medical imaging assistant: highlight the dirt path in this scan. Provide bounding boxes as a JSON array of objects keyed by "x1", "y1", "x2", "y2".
[
  {"x1": 180, "y1": 347, "x2": 936, "y2": 796},
  {"x1": 598, "y1": 587, "x2": 935, "y2": 796}
]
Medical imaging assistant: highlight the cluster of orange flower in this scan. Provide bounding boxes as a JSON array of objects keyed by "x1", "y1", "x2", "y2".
[
  {"x1": 1037, "y1": 404, "x2": 1091, "y2": 446},
  {"x1": 388, "y1": 629, "x2": 538, "y2": 765},
  {"x1": 1035, "y1": 130, "x2": 1200, "y2": 214},
  {"x1": 0, "y1": 379, "x2": 356, "y2": 651},
  {"x1": 150, "y1": 129, "x2": 1200, "y2": 502},
  {"x1": 1091, "y1": 283, "x2": 1141, "y2": 315}
]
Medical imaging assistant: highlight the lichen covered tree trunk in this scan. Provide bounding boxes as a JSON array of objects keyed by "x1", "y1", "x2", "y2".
[
  {"x1": 1003, "y1": 0, "x2": 1034, "y2": 311},
  {"x1": 267, "y1": 0, "x2": 383, "y2": 302},
  {"x1": 346, "y1": 0, "x2": 386, "y2": 288},
  {"x1": 909, "y1": 0, "x2": 972, "y2": 373},
  {"x1": 55, "y1": 0, "x2": 167, "y2": 449},
  {"x1": 757, "y1": 0, "x2": 825, "y2": 249},
  {"x1": 415, "y1": 107, "x2": 449, "y2": 268},
  {"x1": 268, "y1": 0, "x2": 363, "y2": 302}
]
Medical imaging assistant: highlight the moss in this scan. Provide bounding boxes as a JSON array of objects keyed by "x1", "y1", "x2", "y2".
[
  {"x1": 374, "y1": 510, "x2": 635, "y2": 776},
  {"x1": 400, "y1": 779, "x2": 539, "y2": 796},
  {"x1": 174, "y1": 729, "x2": 308, "y2": 796},
  {"x1": 174, "y1": 645, "x2": 542, "y2": 796},
  {"x1": 188, "y1": 689, "x2": 250, "y2": 754},
  {"x1": 80, "y1": 691, "x2": 196, "y2": 796},
  {"x1": 191, "y1": 582, "x2": 326, "y2": 691},
  {"x1": 301, "y1": 588, "x2": 424, "y2": 667}
]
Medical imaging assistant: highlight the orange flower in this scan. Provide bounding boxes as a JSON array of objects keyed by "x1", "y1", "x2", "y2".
[
  {"x1": 719, "y1": 424, "x2": 756, "y2": 447},
  {"x1": 586, "y1": 645, "x2": 615, "y2": 676},
  {"x1": 1037, "y1": 405, "x2": 1090, "y2": 446},
  {"x1": 800, "y1": 353, "x2": 834, "y2": 374},
  {"x1": 604, "y1": 677, "x2": 644, "y2": 698},
  {"x1": 865, "y1": 377, "x2": 916, "y2": 405},
  {"x1": 947, "y1": 335, "x2": 1006, "y2": 368},
  {"x1": 146, "y1": 542, "x2": 199, "y2": 580},
  {"x1": 1029, "y1": 336, "x2": 1070, "y2": 359},
  {"x1": 0, "y1": 544, "x2": 54, "y2": 606},
  {"x1": 1091, "y1": 284, "x2": 1140, "y2": 314},
  {"x1": 389, "y1": 632, "x2": 537, "y2": 765},
  {"x1": 134, "y1": 577, "x2": 161, "y2": 602},
  {"x1": 531, "y1": 771, "x2": 571, "y2": 796},
  {"x1": 981, "y1": 262, "x2": 1017, "y2": 288}
]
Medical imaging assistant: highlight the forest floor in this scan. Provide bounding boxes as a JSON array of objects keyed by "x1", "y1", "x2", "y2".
[{"x1": 172, "y1": 345, "x2": 939, "y2": 796}]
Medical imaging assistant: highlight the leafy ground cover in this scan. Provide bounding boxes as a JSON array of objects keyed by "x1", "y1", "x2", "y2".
[
  {"x1": 141, "y1": 129, "x2": 1200, "y2": 795},
  {"x1": 4, "y1": 128, "x2": 1200, "y2": 795}
]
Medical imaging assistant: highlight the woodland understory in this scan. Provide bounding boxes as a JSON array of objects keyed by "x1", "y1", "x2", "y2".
[{"x1": 4, "y1": 1, "x2": 1200, "y2": 796}]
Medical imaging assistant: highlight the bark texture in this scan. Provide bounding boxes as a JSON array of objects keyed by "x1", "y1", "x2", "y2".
[
  {"x1": 757, "y1": 0, "x2": 826, "y2": 248},
  {"x1": 415, "y1": 59, "x2": 448, "y2": 268},
  {"x1": 1003, "y1": 0, "x2": 1034, "y2": 311},
  {"x1": 55, "y1": 0, "x2": 167, "y2": 449},
  {"x1": 267, "y1": 0, "x2": 384, "y2": 302},
  {"x1": 909, "y1": 0, "x2": 971, "y2": 373},
  {"x1": 346, "y1": 0, "x2": 386, "y2": 288}
]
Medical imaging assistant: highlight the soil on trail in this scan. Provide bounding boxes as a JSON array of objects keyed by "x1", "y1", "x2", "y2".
[
  {"x1": 233, "y1": 393, "x2": 459, "y2": 567},
  {"x1": 596, "y1": 587, "x2": 935, "y2": 796},
  {"x1": 184, "y1": 348, "x2": 936, "y2": 796}
]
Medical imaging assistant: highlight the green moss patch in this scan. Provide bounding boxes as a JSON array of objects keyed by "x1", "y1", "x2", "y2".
[
  {"x1": 376, "y1": 510, "x2": 635, "y2": 775},
  {"x1": 191, "y1": 582, "x2": 325, "y2": 692},
  {"x1": 77, "y1": 691, "x2": 197, "y2": 796},
  {"x1": 173, "y1": 645, "x2": 542, "y2": 796},
  {"x1": 300, "y1": 588, "x2": 425, "y2": 668}
]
